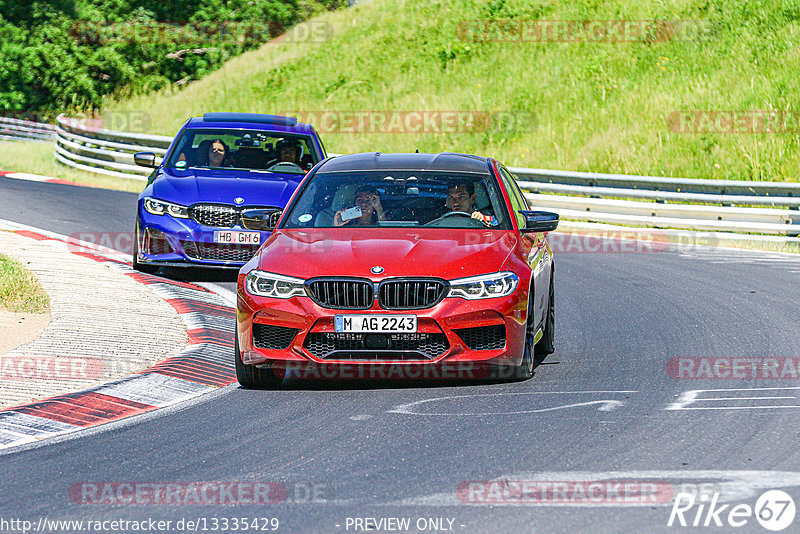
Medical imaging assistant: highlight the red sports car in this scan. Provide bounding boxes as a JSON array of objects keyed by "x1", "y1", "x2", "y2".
[{"x1": 235, "y1": 152, "x2": 559, "y2": 386}]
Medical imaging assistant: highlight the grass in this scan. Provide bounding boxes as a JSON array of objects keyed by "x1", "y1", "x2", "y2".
[
  {"x1": 100, "y1": 0, "x2": 800, "y2": 182},
  {"x1": 0, "y1": 252, "x2": 49, "y2": 314},
  {"x1": 0, "y1": 141, "x2": 145, "y2": 193}
]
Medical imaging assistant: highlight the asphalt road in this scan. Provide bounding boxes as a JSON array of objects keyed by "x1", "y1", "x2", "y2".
[{"x1": 2, "y1": 176, "x2": 800, "y2": 533}]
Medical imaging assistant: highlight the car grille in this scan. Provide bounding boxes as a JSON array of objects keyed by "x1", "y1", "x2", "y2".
[
  {"x1": 378, "y1": 279, "x2": 447, "y2": 310},
  {"x1": 453, "y1": 324, "x2": 506, "y2": 350},
  {"x1": 190, "y1": 204, "x2": 239, "y2": 228},
  {"x1": 252, "y1": 324, "x2": 299, "y2": 350},
  {"x1": 181, "y1": 241, "x2": 260, "y2": 262},
  {"x1": 306, "y1": 279, "x2": 374, "y2": 310},
  {"x1": 304, "y1": 332, "x2": 449, "y2": 361},
  {"x1": 188, "y1": 204, "x2": 282, "y2": 229}
]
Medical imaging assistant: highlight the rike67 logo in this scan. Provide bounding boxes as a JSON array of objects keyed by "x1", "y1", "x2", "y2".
[{"x1": 668, "y1": 490, "x2": 796, "y2": 531}]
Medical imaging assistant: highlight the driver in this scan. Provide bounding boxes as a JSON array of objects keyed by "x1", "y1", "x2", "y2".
[
  {"x1": 445, "y1": 181, "x2": 497, "y2": 226},
  {"x1": 275, "y1": 139, "x2": 301, "y2": 165}
]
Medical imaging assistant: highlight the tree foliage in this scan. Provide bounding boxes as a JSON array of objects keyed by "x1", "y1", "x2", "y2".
[{"x1": 0, "y1": 0, "x2": 344, "y2": 117}]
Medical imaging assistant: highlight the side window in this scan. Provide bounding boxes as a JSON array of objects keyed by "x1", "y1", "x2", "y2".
[
  {"x1": 499, "y1": 167, "x2": 525, "y2": 228},
  {"x1": 502, "y1": 167, "x2": 530, "y2": 209}
]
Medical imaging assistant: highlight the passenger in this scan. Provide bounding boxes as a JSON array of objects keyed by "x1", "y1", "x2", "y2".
[
  {"x1": 445, "y1": 181, "x2": 496, "y2": 226},
  {"x1": 205, "y1": 139, "x2": 232, "y2": 167},
  {"x1": 334, "y1": 186, "x2": 386, "y2": 226}
]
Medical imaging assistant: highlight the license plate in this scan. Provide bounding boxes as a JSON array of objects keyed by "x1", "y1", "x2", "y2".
[
  {"x1": 213, "y1": 231, "x2": 261, "y2": 245},
  {"x1": 335, "y1": 315, "x2": 417, "y2": 333}
]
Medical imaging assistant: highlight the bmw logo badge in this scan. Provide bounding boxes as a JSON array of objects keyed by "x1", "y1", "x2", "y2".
[
  {"x1": 371, "y1": 266, "x2": 384, "y2": 274},
  {"x1": 234, "y1": 197, "x2": 244, "y2": 205}
]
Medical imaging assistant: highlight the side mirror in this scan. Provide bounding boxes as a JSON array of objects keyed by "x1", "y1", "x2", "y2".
[
  {"x1": 240, "y1": 209, "x2": 283, "y2": 231},
  {"x1": 134, "y1": 152, "x2": 157, "y2": 168},
  {"x1": 519, "y1": 210, "x2": 559, "y2": 233}
]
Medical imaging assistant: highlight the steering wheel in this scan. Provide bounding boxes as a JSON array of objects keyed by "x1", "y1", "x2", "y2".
[
  {"x1": 265, "y1": 161, "x2": 303, "y2": 172},
  {"x1": 424, "y1": 211, "x2": 485, "y2": 227}
]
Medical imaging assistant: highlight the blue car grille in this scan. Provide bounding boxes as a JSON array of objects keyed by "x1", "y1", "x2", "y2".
[
  {"x1": 188, "y1": 204, "x2": 283, "y2": 230},
  {"x1": 189, "y1": 204, "x2": 239, "y2": 228},
  {"x1": 181, "y1": 240, "x2": 259, "y2": 262}
]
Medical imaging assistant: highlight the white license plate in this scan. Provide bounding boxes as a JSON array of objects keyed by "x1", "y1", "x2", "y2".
[
  {"x1": 213, "y1": 231, "x2": 261, "y2": 245},
  {"x1": 335, "y1": 315, "x2": 417, "y2": 333}
]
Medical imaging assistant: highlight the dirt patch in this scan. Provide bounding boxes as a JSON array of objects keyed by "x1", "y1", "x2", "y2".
[{"x1": 0, "y1": 308, "x2": 51, "y2": 355}]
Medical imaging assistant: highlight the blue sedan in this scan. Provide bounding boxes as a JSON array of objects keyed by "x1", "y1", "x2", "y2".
[{"x1": 133, "y1": 112, "x2": 327, "y2": 274}]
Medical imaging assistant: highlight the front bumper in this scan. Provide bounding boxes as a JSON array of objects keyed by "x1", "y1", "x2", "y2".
[
  {"x1": 236, "y1": 283, "x2": 529, "y2": 368},
  {"x1": 136, "y1": 210, "x2": 269, "y2": 268}
]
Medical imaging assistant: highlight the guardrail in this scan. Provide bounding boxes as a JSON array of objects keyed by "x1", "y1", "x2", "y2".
[
  {"x1": 45, "y1": 115, "x2": 800, "y2": 240},
  {"x1": 510, "y1": 167, "x2": 800, "y2": 198},
  {"x1": 54, "y1": 114, "x2": 171, "y2": 180},
  {"x1": 0, "y1": 117, "x2": 56, "y2": 142}
]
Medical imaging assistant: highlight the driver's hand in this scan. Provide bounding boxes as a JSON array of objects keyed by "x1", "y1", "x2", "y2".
[{"x1": 471, "y1": 211, "x2": 490, "y2": 226}]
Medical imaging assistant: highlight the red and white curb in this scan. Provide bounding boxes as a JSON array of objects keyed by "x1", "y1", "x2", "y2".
[
  {"x1": 0, "y1": 169, "x2": 95, "y2": 187},
  {"x1": 0, "y1": 221, "x2": 237, "y2": 451}
]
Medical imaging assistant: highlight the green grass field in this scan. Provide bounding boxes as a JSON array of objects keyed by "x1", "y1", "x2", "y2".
[
  {"x1": 0, "y1": 142, "x2": 144, "y2": 192},
  {"x1": 101, "y1": 0, "x2": 800, "y2": 181},
  {"x1": 0, "y1": 252, "x2": 49, "y2": 314}
]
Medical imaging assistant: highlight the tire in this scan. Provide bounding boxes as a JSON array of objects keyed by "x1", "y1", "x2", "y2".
[
  {"x1": 234, "y1": 326, "x2": 283, "y2": 388},
  {"x1": 509, "y1": 291, "x2": 537, "y2": 381},
  {"x1": 132, "y1": 224, "x2": 158, "y2": 274},
  {"x1": 512, "y1": 329, "x2": 535, "y2": 380},
  {"x1": 535, "y1": 271, "x2": 555, "y2": 356}
]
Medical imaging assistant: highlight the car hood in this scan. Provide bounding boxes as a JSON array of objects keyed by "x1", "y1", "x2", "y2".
[
  {"x1": 257, "y1": 229, "x2": 518, "y2": 280},
  {"x1": 151, "y1": 169, "x2": 304, "y2": 207}
]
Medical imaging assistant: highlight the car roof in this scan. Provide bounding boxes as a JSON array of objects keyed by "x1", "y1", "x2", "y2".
[
  {"x1": 317, "y1": 152, "x2": 493, "y2": 174},
  {"x1": 184, "y1": 113, "x2": 315, "y2": 135}
]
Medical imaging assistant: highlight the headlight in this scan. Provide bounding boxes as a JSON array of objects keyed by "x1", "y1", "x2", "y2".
[
  {"x1": 245, "y1": 270, "x2": 306, "y2": 299},
  {"x1": 143, "y1": 197, "x2": 189, "y2": 218},
  {"x1": 447, "y1": 272, "x2": 519, "y2": 300}
]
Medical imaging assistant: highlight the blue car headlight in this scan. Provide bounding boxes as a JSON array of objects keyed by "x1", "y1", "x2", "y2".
[
  {"x1": 245, "y1": 270, "x2": 306, "y2": 298},
  {"x1": 143, "y1": 197, "x2": 190, "y2": 218},
  {"x1": 447, "y1": 272, "x2": 519, "y2": 300}
]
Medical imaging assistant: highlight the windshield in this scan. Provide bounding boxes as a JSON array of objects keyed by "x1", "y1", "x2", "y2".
[
  {"x1": 164, "y1": 128, "x2": 319, "y2": 174},
  {"x1": 282, "y1": 170, "x2": 512, "y2": 229}
]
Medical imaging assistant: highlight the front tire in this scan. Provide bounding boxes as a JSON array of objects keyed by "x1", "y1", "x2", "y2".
[
  {"x1": 513, "y1": 329, "x2": 535, "y2": 380},
  {"x1": 235, "y1": 326, "x2": 283, "y2": 388}
]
